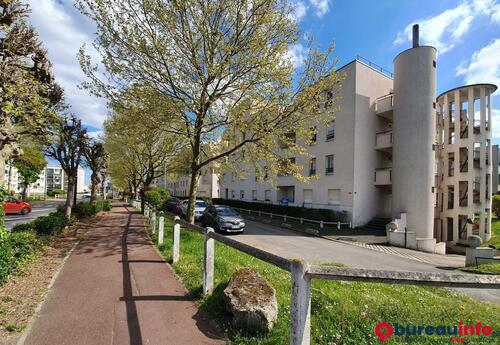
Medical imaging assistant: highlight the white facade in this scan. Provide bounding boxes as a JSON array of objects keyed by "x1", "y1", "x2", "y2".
[
  {"x1": 4, "y1": 165, "x2": 86, "y2": 196},
  {"x1": 165, "y1": 168, "x2": 220, "y2": 199},
  {"x1": 220, "y1": 26, "x2": 496, "y2": 253}
]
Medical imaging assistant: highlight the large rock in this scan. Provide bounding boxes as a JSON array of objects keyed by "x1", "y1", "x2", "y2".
[{"x1": 223, "y1": 268, "x2": 278, "y2": 333}]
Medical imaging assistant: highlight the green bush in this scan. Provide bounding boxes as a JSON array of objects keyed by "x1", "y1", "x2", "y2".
[
  {"x1": 33, "y1": 211, "x2": 69, "y2": 235},
  {"x1": 212, "y1": 198, "x2": 348, "y2": 222},
  {"x1": 0, "y1": 229, "x2": 41, "y2": 284},
  {"x1": 492, "y1": 195, "x2": 500, "y2": 217},
  {"x1": 72, "y1": 202, "x2": 97, "y2": 219},
  {"x1": 144, "y1": 187, "x2": 171, "y2": 211},
  {"x1": 11, "y1": 222, "x2": 36, "y2": 233}
]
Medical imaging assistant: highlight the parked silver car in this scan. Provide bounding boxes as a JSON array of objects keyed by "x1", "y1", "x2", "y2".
[
  {"x1": 180, "y1": 199, "x2": 207, "y2": 220},
  {"x1": 200, "y1": 205, "x2": 245, "y2": 233}
]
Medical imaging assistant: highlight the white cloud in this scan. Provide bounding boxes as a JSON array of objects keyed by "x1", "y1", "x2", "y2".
[
  {"x1": 29, "y1": 0, "x2": 107, "y2": 129},
  {"x1": 310, "y1": 0, "x2": 330, "y2": 17},
  {"x1": 394, "y1": 0, "x2": 498, "y2": 54},
  {"x1": 286, "y1": 44, "x2": 307, "y2": 68},
  {"x1": 456, "y1": 38, "x2": 500, "y2": 88},
  {"x1": 291, "y1": 1, "x2": 308, "y2": 22},
  {"x1": 492, "y1": 3, "x2": 500, "y2": 23}
]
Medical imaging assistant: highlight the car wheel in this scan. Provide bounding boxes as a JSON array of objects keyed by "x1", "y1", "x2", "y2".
[{"x1": 20, "y1": 208, "x2": 29, "y2": 215}]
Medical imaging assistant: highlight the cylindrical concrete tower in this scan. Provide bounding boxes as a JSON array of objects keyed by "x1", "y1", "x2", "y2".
[{"x1": 392, "y1": 31, "x2": 437, "y2": 245}]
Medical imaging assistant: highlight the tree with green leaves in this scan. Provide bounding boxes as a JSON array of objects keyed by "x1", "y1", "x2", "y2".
[
  {"x1": 78, "y1": 0, "x2": 342, "y2": 222},
  {"x1": 45, "y1": 116, "x2": 87, "y2": 217},
  {"x1": 84, "y1": 140, "x2": 107, "y2": 202},
  {"x1": 12, "y1": 145, "x2": 47, "y2": 200},
  {"x1": 0, "y1": 0, "x2": 62, "y2": 185}
]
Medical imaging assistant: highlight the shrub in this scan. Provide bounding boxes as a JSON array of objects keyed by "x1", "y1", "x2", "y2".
[
  {"x1": 11, "y1": 222, "x2": 35, "y2": 233},
  {"x1": 0, "y1": 228, "x2": 13, "y2": 283},
  {"x1": 33, "y1": 211, "x2": 69, "y2": 235},
  {"x1": 99, "y1": 200, "x2": 112, "y2": 211},
  {"x1": 212, "y1": 198, "x2": 348, "y2": 222},
  {"x1": 144, "y1": 187, "x2": 171, "y2": 210},
  {"x1": 0, "y1": 229, "x2": 41, "y2": 284},
  {"x1": 492, "y1": 195, "x2": 500, "y2": 217},
  {"x1": 72, "y1": 202, "x2": 97, "y2": 219}
]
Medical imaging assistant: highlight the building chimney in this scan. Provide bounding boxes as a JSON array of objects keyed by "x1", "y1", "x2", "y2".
[{"x1": 412, "y1": 24, "x2": 419, "y2": 48}]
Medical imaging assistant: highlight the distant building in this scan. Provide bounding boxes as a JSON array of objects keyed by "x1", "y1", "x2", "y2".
[
  {"x1": 161, "y1": 168, "x2": 219, "y2": 199},
  {"x1": 4, "y1": 165, "x2": 85, "y2": 196}
]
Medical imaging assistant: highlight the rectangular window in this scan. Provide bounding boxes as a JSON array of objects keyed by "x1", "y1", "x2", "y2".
[
  {"x1": 303, "y1": 189, "x2": 313, "y2": 204},
  {"x1": 448, "y1": 153, "x2": 455, "y2": 177},
  {"x1": 459, "y1": 215, "x2": 468, "y2": 240},
  {"x1": 325, "y1": 155, "x2": 334, "y2": 175},
  {"x1": 459, "y1": 147, "x2": 468, "y2": 172},
  {"x1": 473, "y1": 177, "x2": 481, "y2": 204},
  {"x1": 231, "y1": 190, "x2": 235, "y2": 199},
  {"x1": 449, "y1": 101, "x2": 455, "y2": 123},
  {"x1": 310, "y1": 127, "x2": 317, "y2": 144},
  {"x1": 309, "y1": 158, "x2": 316, "y2": 176},
  {"x1": 474, "y1": 143, "x2": 481, "y2": 168},
  {"x1": 328, "y1": 189, "x2": 341, "y2": 205},
  {"x1": 447, "y1": 217, "x2": 454, "y2": 241},
  {"x1": 459, "y1": 181, "x2": 468, "y2": 207},
  {"x1": 486, "y1": 94, "x2": 490, "y2": 131},
  {"x1": 252, "y1": 190, "x2": 257, "y2": 200},
  {"x1": 486, "y1": 139, "x2": 490, "y2": 166},
  {"x1": 460, "y1": 101, "x2": 468, "y2": 138},
  {"x1": 264, "y1": 190, "x2": 271, "y2": 201},
  {"x1": 473, "y1": 98, "x2": 480, "y2": 133},
  {"x1": 486, "y1": 174, "x2": 490, "y2": 199},
  {"x1": 447, "y1": 186, "x2": 454, "y2": 209},
  {"x1": 326, "y1": 121, "x2": 335, "y2": 141},
  {"x1": 240, "y1": 190, "x2": 245, "y2": 199}
]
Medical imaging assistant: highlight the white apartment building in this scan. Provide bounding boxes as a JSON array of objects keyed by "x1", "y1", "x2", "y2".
[
  {"x1": 164, "y1": 168, "x2": 220, "y2": 199},
  {"x1": 221, "y1": 25, "x2": 496, "y2": 254},
  {"x1": 4, "y1": 165, "x2": 86, "y2": 196}
]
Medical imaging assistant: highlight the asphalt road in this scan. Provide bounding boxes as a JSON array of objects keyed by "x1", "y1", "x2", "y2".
[
  {"x1": 231, "y1": 219, "x2": 500, "y2": 304},
  {"x1": 5, "y1": 200, "x2": 65, "y2": 230}
]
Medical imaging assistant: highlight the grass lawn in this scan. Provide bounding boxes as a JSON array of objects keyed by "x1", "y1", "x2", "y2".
[
  {"x1": 482, "y1": 216, "x2": 500, "y2": 249},
  {"x1": 150, "y1": 216, "x2": 499, "y2": 345},
  {"x1": 460, "y1": 263, "x2": 500, "y2": 275}
]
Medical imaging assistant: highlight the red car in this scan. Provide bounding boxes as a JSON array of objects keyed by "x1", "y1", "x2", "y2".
[{"x1": 3, "y1": 197, "x2": 32, "y2": 215}]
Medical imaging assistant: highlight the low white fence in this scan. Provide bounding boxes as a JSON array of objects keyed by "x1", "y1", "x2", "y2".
[
  {"x1": 132, "y1": 200, "x2": 500, "y2": 345},
  {"x1": 233, "y1": 207, "x2": 351, "y2": 230}
]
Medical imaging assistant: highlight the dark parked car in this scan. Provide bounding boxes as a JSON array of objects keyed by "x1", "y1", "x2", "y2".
[
  {"x1": 200, "y1": 205, "x2": 245, "y2": 233},
  {"x1": 165, "y1": 197, "x2": 182, "y2": 215}
]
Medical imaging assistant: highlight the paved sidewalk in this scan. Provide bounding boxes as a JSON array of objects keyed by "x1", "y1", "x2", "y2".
[{"x1": 22, "y1": 205, "x2": 224, "y2": 345}]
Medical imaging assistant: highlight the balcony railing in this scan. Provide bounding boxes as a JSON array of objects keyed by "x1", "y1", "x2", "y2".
[
  {"x1": 375, "y1": 130, "x2": 393, "y2": 150},
  {"x1": 375, "y1": 94, "x2": 393, "y2": 117},
  {"x1": 374, "y1": 167, "x2": 392, "y2": 185}
]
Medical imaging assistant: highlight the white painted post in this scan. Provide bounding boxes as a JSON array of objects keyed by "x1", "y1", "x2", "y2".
[
  {"x1": 203, "y1": 227, "x2": 215, "y2": 295},
  {"x1": 151, "y1": 212, "x2": 157, "y2": 234},
  {"x1": 248, "y1": 209, "x2": 251, "y2": 215},
  {"x1": 158, "y1": 215, "x2": 164, "y2": 244},
  {"x1": 337, "y1": 221, "x2": 340, "y2": 230},
  {"x1": 290, "y1": 260, "x2": 311, "y2": 345},
  {"x1": 349, "y1": 222, "x2": 352, "y2": 229},
  {"x1": 172, "y1": 216, "x2": 180, "y2": 263},
  {"x1": 270, "y1": 213, "x2": 273, "y2": 219},
  {"x1": 320, "y1": 221, "x2": 323, "y2": 229},
  {"x1": 300, "y1": 217, "x2": 303, "y2": 224},
  {"x1": 284, "y1": 215, "x2": 287, "y2": 222}
]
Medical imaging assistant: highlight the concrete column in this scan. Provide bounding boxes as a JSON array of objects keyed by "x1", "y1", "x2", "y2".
[
  {"x1": 173, "y1": 216, "x2": 180, "y2": 263},
  {"x1": 203, "y1": 227, "x2": 215, "y2": 295},
  {"x1": 290, "y1": 260, "x2": 311, "y2": 345}
]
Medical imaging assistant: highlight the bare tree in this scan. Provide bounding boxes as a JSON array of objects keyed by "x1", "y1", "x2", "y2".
[{"x1": 84, "y1": 140, "x2": 107, "y2": 202}]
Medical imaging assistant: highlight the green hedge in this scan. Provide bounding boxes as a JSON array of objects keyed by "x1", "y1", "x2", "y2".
[
  {"x1": 212, "y1": 198, "x2": 348, "y2": 222},
  {"x1": 71, "y1": 200, "x2": 112, "y2": 219},
  {"x1": 144, "y1": 187, "x2": 171, "y2": 211}
]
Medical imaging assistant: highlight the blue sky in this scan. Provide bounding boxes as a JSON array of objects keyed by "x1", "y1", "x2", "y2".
[{"x1": 29, "y1": 0, "x2": 500, "y2": 182}]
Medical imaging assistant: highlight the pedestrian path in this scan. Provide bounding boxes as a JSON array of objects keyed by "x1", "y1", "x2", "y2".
[{"x1": 21, "y1": 205, "x2": 224, "y2": 345}]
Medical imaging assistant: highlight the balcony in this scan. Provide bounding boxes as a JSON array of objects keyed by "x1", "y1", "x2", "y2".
[
  {"x1": 375, "y1": 167, "x2": 392, "y2": 186},
  {"x1": 375, "y1": 130, "x2": 393, "y2": 152},
  {"x1": 375, "y1": 94, "x2": 393, "y2": 120}
]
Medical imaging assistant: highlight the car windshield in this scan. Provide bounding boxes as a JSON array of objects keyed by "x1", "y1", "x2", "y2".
[
  {"x1": 216, "y1": 207, "x2": 239, "y2": 216},
  {"x1": 195, "y1": 201, "x2": 206, "y2": 208}
]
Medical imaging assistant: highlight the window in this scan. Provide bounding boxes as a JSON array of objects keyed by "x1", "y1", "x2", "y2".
[
  {"x1": 240, "y1": 190, "x2": 245, "y2": 199},
  {"x1": 310, "y1": 127, "x2": 317, "y2": 144},
  {"x1": 264, "y1": 190, "x2": 271, "y2": 201},
  {"x1": 328, "y1": 189, "x2": 341, "y2": 205},
  {"x1": 473, "y1": 177, "x2": 480, "y2": 204},
  {"x1": 460, "y1": 101, "x2": 468, "y2": 139},
  {"x1": 447, "y1": 186, "x2": 454, "y2": 209},
  {"x1": 448, "y1": 153, "x2": 455, "y2": 177},
  {"x1": 231, "y1": 190, "x2": 235, "y2": 199},
  {"x1": 473, "y1": 98, "x2": 480, "y2": 133},
  {"x1": 309, "y1": 158, "x2": 316, "y2": 176},
  {"x1": 459, "y1": 147, "x2": 468, "y2": 173},
  {"x1": 303, "y1": 189, "x2": 313, "y2": 204},
  {"x1": 486, "y1": 139, "x2": 490, "y2": 166},
  {"x1": 252, "y1": 190, "x2": 258, "y2": 201},
  {"x1": 473, "y1": 143, "x2": 481, "y2": 168},
  {"x1": 486, "y1": 174, "x2": 490, "y2": 199},
  {"x1": 326, "y1": 121, "x2": 335, "y2": 141},
  {"x1": 459, "y1": 181, "x2": 468, "y2": 207},
  {"x1": 325, "y1": 155, "x2": 334, "y2": 175},
  {"x1": 449, "y1": 101, "x2": 455, "y2": 123}
]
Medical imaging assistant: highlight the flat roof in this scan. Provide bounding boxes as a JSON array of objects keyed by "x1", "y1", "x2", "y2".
[{"x1": 436, "y1": 83, "x2": 497, "y2": 100}]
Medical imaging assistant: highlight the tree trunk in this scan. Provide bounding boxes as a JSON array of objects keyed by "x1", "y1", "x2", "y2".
[
  {"x1": 6, "y1": 160, "x2": 12, "y2": 193},
  {"x1": 21, "y1": 183, "x2": 28, "y2": 201},
  {"x1": 139, "y1": 188, "x2": 145, "y2": 214},
  {"x1": 90, "y1": 173, "x2": 98, "y2": 202},
  {"x1": 186, "y1": 169, "x2": 201, "y2": 224},
  {"x1": 0, "y1": 156, "x2": 5, "y2": 187},
  {"x1": 65, "y1": 175, "x2": 75, "y2": 218}
]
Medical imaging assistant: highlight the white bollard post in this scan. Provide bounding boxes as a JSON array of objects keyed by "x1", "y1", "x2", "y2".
[
  {"x1": 290, "y1": 260, "x2": 311, "y2": 345},
  {"x1": 337, "y1": 221, "x2": 340, "y2": 230},
  {"x1": 300, "y1": 217, "x2": 303, "y2": 224},
  {"x1": 270, "y1": 213, "x2": 273, "y2": 219},
  {"x1": 151, "y1": 212, "x2": 157, "y2": 234},
  {"x1": 203, "y1": 227, "x2": 215, "y2": 295},
  {"x1": 173, "y1": 216, "x2": 180, "y2": 263},
  {"x1": 158, "y1": 215, "x2": 164, "y2": 244},
  {"x1": 320, "y1": 221, "x2": 323, "y2": 229}
]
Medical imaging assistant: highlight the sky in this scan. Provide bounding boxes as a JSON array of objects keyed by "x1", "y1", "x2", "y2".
[{"x1": 28, "y1": 0, "x2": 500, "y2": 181}]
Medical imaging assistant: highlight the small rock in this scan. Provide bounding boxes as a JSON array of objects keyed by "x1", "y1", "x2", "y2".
[
  {"x1": 223, "y1": 268, "x2": 278, "y2": 333},
  {"x1": 467, "y1": 235, "x2": 483, "y2": 248}
]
